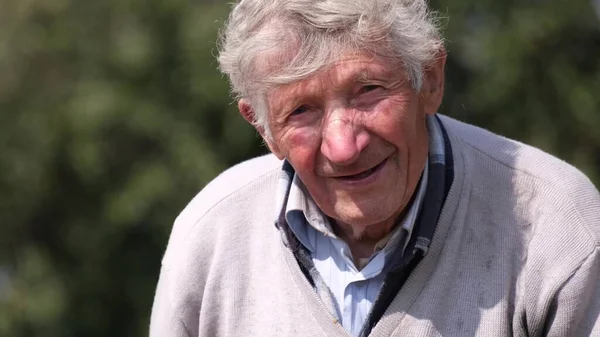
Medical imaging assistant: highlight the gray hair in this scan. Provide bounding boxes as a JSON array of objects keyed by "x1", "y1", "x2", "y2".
[{"x1": 217, "y1": 0, "x2": 444, "y2": 134}]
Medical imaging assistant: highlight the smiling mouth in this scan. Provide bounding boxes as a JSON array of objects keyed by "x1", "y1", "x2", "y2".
[{"x1": 337, "y1": 157, "x2": 389, "y2": 181}]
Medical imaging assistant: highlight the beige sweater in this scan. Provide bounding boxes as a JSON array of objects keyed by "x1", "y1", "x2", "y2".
[{"x1": 150, "y1": 115, "x2": 600, "y2": 337}]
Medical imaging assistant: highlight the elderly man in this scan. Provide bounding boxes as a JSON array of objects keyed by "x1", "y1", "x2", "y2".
[{"x1": 150, "y1": 0, "x2": 600, "y2": 336}]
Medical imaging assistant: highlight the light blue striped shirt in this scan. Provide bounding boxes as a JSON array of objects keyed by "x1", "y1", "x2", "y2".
[{"x1": 285, "y1": 163, "x2": 428, "y2": 337}]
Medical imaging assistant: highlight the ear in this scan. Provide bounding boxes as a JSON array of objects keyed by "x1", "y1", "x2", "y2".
[
  {"x1": 421, "y1": 48, "x2": 447, "y2": 115},
  {"x1": 238, "y1": 99, "x2": 284, "y2": 159}
]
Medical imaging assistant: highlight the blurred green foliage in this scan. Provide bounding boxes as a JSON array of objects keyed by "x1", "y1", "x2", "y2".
[{"x1": 0, "y1": 0, "x2": 598, "y2": 336}]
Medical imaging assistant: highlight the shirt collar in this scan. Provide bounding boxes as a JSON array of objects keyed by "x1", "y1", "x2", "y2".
[{"x1": 285, "y1": 174, "x2": 333, "y2": 236}]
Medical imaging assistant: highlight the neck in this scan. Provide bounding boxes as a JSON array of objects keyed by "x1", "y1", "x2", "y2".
[
  {"x1": 332, "y1": 181, "x2": 422, "y2": 263},
  {"x1": 333, "y1": 207, "x2": 407, "y2": 262}
]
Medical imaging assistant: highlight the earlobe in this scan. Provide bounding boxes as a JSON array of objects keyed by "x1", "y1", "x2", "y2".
[
  {"x1": 238, "y1": 99, "x2": 267, "y2": 137},
  {"x1": 422, "y1": 49, "x2": 447, "y2": 115},
  {"x1": 237, "y1": 99, "x2": 285, "y2": 160},
  {"x1": 238, "y1": 99, "x2": 256, "y2": 125}
]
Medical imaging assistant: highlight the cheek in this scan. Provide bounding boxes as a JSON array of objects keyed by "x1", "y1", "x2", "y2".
[
  {"x1": 368, "y1": 97, "x2": 419, "y2": 143},
  {"x1": 366, "y1": 93, "x2": 412, "y2": 123},
  {"x1": 281, "y1": 128, "x2": 321, "y2": 172}
]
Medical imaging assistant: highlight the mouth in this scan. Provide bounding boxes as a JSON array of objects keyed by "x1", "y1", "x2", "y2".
[{"x1": 336, "y1": 157, "x2": 390, "y2": 182}]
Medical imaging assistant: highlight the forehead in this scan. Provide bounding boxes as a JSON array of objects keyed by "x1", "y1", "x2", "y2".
[{"x1": 267, "y1": 52, "x2": 403, "y2": 106}]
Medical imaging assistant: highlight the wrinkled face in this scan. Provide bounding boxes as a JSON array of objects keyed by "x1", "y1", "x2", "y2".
[{"x1": 243, "y1": 52, "x2": 445, "y2": 229}]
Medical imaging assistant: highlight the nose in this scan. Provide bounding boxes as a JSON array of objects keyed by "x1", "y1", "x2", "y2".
[{"x1": 320, "y1": 112, "x2": 370, "y2": 165}]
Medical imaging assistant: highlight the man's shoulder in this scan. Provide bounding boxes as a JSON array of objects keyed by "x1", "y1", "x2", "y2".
[
  {"x1": 440, "y1": 115, "x2": 600, "y2": 244},
  {"x1": 440, "y1": 114, "x2": 596, "y2": 191},
  {"x1": 182, "y1": 153, "x2": 281, "y2": 218},
  {"x1": 190, "y1": 153, "x2": 281, "y2": 208},
  {"x1": 162, "y1": 154, "x2": 282, "y2": 264}
]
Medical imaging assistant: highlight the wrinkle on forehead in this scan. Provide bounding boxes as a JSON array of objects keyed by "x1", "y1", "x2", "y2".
[
  {"x1": 269, "y1": 52, "x2": 407, "y2": 101},
  {"x1": 249, "y1": 19, "x2": 397, "y2": 94}
]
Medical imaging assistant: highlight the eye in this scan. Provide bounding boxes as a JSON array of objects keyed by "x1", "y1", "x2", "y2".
[
  {"x1": 291, "y1": 105, "x2": 309, "y2": 116},
  {"x1": 357, "y1": 84, "x2": 381, "y2": 95}
]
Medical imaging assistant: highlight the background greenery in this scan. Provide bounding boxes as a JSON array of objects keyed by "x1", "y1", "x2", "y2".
[{"x1": 0, "y1": 0, "x2": 598, "y2": 336}]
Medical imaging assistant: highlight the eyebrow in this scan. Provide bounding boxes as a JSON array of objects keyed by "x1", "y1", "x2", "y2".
[
  {"x1": 351, "y1": 63, "x2": 408, "y2": 89},
  {"x1": 354, "y1": 70, "x2": 373, "y2": 83},
  {"x1": 273, "y1": 62, "x2": 404, "y2": 113},
  {"x1": 350, "y1": 65, "x2": 399, "y2": 84}
]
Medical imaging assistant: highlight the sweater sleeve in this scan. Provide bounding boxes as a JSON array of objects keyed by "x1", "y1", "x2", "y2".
[
  {"x1": 543, "y1": 248, "x2": 600, "y2": 336},
  {"x1": 149, "y1": 267, "x2": 192, "y2": 337}
]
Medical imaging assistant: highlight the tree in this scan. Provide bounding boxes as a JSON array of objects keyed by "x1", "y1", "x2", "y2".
[{"x1": 0, "y1": 0, "x2": 597, "y2": 336}]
